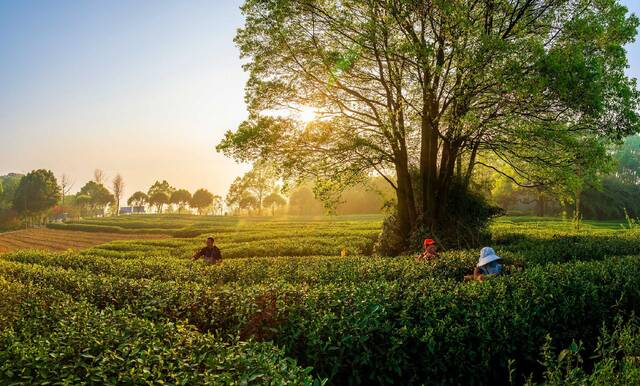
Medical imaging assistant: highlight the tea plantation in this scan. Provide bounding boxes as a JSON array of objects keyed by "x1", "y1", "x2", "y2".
[{"x1": 2, "y1": 214, "x2": 640, "y2": 384}]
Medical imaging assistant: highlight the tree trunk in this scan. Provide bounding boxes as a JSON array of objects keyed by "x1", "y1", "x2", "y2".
[
  {"x1": 536, "y1": 189, "x2": 545, "y2": 217},
  {"x1": 463, "y1": 142, "x2": 480, "y2": 189},
  {"x1": 434, "y1": 141, "x2": 459, "y2": 224},
  {"x1": 420, "y1": 124, "x2": 438, "y2": 229},
  {"x1": 574, "y1": 189, "x2": 582, "y2": 221},
  {"x1": 394, "y1": 152, "x2": 417, "y2": 241}
]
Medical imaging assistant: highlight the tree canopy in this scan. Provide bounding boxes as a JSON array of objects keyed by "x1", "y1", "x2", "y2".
[
  {"x1": 0, "y1": 174, "x2": 23, "y2": 210},
  {"x1": 263, "y1": 192, "x2": 287, "y2": 215},
  {"x1": 614, "y1": 135, "x2": 640, "y2": 184},
  {"x1": 191, "y1": 189, "x2": 215, "y2": 215},
  {"x1": 148, "y1": 180, "x2": 175, "y2": 198},
  {"x1": 127, "y1": 191, "x2": 149, "y2": 207},
  {"x1": 149, "y1": 192, "x2": 171, "y2": 213},
  {"x1": 170, "y1": 189, "x2": 192, "y2": 213},
  {"x1": 77, "y1": 181, "x2": 115, "y2": 216},
  {"x1": 12, "y1": 170, "x2": 60, "y2": 219},
  {"x1": 219, "y1": 0, "x2": 640, "y2": 251},
  {"x1": 225, "y1": 163, "x2": 280, "y2": 215}
]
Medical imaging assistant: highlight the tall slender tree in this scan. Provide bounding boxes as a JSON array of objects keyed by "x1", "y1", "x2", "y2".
[
  {"x1": 59, "y1": 174, "x2": 74, "y2": 207},
  {"x1": 93, "y1": 169, "x2": 106, "y2": 185},
  {"x1": 112, "y1": 174, "x2": 125, "y2": 216}
]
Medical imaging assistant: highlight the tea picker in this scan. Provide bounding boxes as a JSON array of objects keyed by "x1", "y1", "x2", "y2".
[
  {"x1": 464, "y1": 247, "x2": 503, "y2": 282},
  {"x1": 416, "y1": 238, "x2": 439, "y2": 262}
]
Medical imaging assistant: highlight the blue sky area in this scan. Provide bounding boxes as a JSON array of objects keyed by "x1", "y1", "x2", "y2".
[
  {"x1": 0, "y1": 0, "x2": 248, "y2": 197},
  {"x1": 1, "y1": 0, "x2": 639, "y2": 198}
]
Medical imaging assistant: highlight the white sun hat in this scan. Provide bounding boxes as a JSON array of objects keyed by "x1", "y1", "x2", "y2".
[{"x1": 477, "y1": 247, "x2": 502, "y2": 267}]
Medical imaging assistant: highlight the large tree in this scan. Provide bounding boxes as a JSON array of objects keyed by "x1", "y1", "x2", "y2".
[
  {"x1": 219, "y1": 0, "x2": 640, "y2": 250},
  {"x1": 12, "y1": 169, "x2": 60, "y2": 224},
  {"x1": 613, "y1": 135, "x2": 640, "y2": 184},
  {"x1": 225, "y1": 177, "x2": 245, "y2": 215},
  {"x1": 77, "y1": 181, "x2": 114, "y2": 217},
  {"x1": 212, "y1": 195, "x2": 224, "y2": 215},
  {"x1": 170, "y1": 189, "x2": 192, "y2": 213},
  {"x1": 127, "y1": 191, "x2": 149, "y2": 208},
  {"x1": 225, "y1": 163, "x2": 278, "y2": 215},
  {"x1": 263, "y1": 191, "x2": 287, "y2": 215},
  {"x1": 243, "y1": 162, "x2": 277, "y2": 215},
  {"x1": 148, "y1": 180, "x2": 174, "y2": 197},
  {"x1": 148, "y1": 192, "x2": 170, "y2": 213},
  {"x1": 191, "y1": 189, "x2": 215, "y2": 215},
  {"x1": 0, "y1": 174, "x2": 23, "y2": 209},
  {"x1": 147, "y1": 180, "x2": 174, "y2": 213}
]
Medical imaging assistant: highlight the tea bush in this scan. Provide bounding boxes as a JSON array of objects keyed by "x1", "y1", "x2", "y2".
[
  {"x1": 4, "y1": 215, "x2": 640, "y2": 384},
  {"x1": 529, "y1": 315, "x2": 640, "y2": 385},
  {"x1": 0, "y1": 278, "x2": 317, "y2": 385},
  {"x1": 3, "y1": 256, "x2": 640, "y2": 384}
]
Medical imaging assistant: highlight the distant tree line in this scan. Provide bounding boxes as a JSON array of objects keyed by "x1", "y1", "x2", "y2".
[
  {"x1": 225, "y1": 162, "x2": 394, "y2": 216},
  {"x1": 487, "y1": 136, "x2": 640, "y2": 220},
  {"x1": 0, "y1": 168, "x2": 223, "y2": 230},
  {"x1": 127, "y1": 179, "x2": 222, "y2": 216}
]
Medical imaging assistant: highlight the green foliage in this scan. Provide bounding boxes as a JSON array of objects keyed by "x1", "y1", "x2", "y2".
[
  {"x1": 263, "y1": 192, "x2": 287, "y2": 215},
  {"x1": 12, "y1": 169, "x2": 60, "y2": 219},
  {"x1": 0, "y1": 279, "x2": 315, "y2": 385},
  {"x1": 614, "y1": 135, "x2": 640, "y2": 184},
  {"x1": 222, "y1": 0, "x2": 640, "y2": 249},
  {"x1": 3, "y1": 251, "x2": 640, "y2": 384},
  {"x1": 0, "y1": 174, "x2": 22, "y2": 210},
  {"x1": 170, "y1": 189, "x2": 192, "y2": 212},
  {"x1": 127, "y1": 191, "x2": 148, "y2": 207},
  {"x1": 288, "y1": 185, "x2": 324, "y2": 216},
  {"x1": 239, "y1": 194, "x2": 259, "y2": 212},
  {"x1": 148, "y1": 191, "x2": 170, "y2": 214},
  {"x1": 147, "y1": 180, "x2": 174, "y2": 197},
  {"x1": 0, "y1": 209, "x2": 20, "y2": 232},
  {"x1": 6, "y1": 215, "x2": 640, "y2": 384},
  {"x1": 191, "y1": 189, "x2": 214, "y2": 215},
  {"x1": 530, "y1": 316, "x2": 640, "y2": 385},
  {"x1": 76, "y1": 181, "x2": 115, "y2": 216},
  {"x1": 0, "y1": 174, "x2": 23, "y2": 231},
  {"x1": 226, "y1": 163, "x2": 279, "y2": 215}
]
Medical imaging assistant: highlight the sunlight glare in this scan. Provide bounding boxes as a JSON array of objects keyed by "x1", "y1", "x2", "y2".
[{"x1": 298, "y1": 106, "x2": 317, "y2": 124}]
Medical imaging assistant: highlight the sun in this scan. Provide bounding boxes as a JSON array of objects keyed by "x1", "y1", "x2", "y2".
[{"x1": 298, "y1": 106, "x2": 317, "y2": 124}]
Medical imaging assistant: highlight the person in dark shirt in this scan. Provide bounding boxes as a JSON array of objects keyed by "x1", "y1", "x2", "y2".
[{"x1": 192, "y1": 237, "x2": 222, "y2": 264}]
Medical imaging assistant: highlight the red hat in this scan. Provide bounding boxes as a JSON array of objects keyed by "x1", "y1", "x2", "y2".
[{"x1": 423, "y1": 239, "x2": 435, "y2": 248}]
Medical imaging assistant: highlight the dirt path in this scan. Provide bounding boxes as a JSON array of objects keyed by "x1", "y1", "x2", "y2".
[{"x1": 0, "y1": 228, "x2": 169, "y2": 253}]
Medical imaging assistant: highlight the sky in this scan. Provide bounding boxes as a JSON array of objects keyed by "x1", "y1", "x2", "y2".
[
  {"x1": 1, "y1": 0, "x2": 640, "y2": 200},
  {"x1": 0, "y1": 0, "x2": 249, "y2": 199}
]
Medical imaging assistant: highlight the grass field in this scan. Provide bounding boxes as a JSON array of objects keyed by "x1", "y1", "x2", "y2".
[{"x1": 2, "y1": 214, "x2": 640, "y2": 384}]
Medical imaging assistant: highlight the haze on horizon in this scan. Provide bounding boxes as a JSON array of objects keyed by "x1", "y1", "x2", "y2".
[{"x1": 1, "y1": 0, "x2": 640, "y2": 200}]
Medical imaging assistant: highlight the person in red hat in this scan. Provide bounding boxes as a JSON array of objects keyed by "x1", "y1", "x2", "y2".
[{"x1": 416, "y1": 238, "x2": 439, "y2": 262}]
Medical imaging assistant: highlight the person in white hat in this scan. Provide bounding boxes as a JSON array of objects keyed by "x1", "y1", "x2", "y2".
[{"x1": 465, "y1": 246, "x2": 503, "y2": 281}]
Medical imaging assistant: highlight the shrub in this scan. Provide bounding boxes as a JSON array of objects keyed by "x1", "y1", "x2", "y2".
[
  {"x1": 3, "y1": 255, "x2": 640, "y2": 384},
  {"x1": 0, "y1": 279, "x2": 317, "y2": 385},
  {"x1": 529, "y1": 315, "x2": 640, "y2": 385}
]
